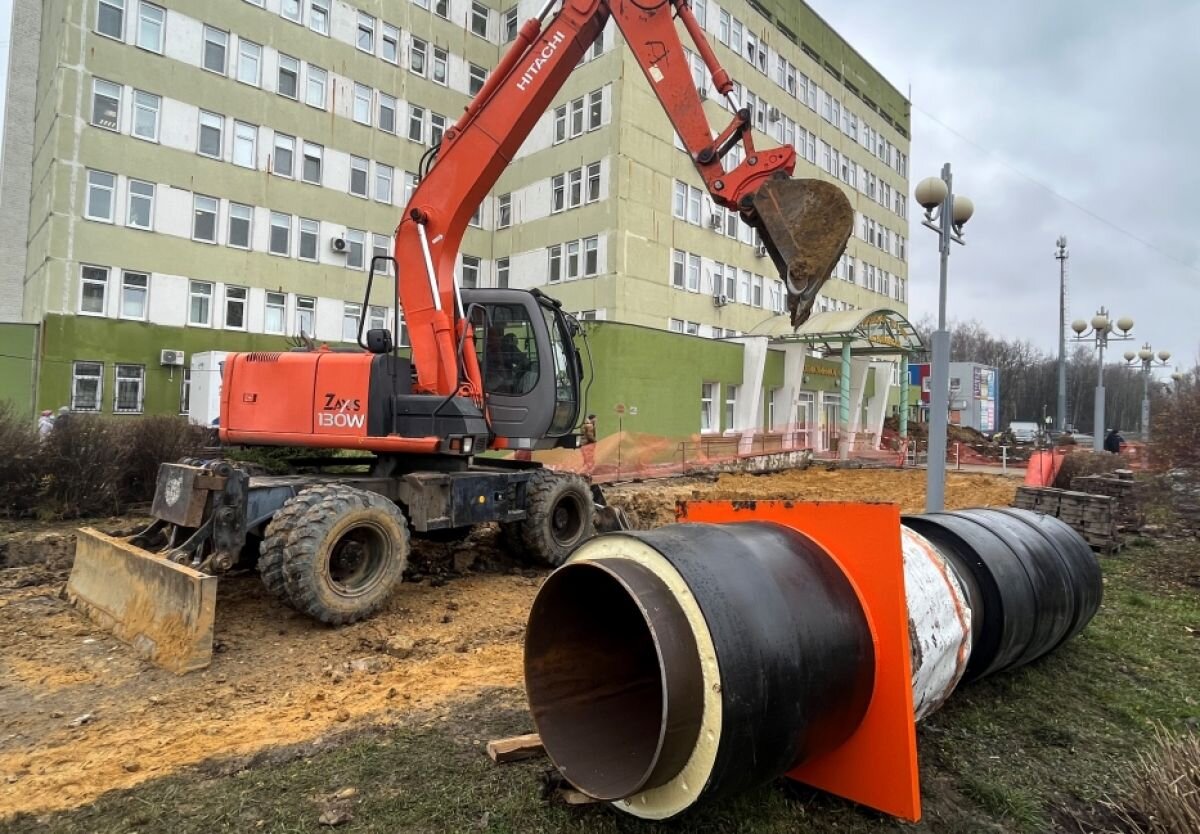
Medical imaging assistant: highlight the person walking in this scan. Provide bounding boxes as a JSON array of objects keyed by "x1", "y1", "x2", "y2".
[
  {"x1": 37, "y1": 410, "x2": 55, "y2": 439},
  {"x1": 580, "y1": 414, "x2": 597, "y2": 473}
]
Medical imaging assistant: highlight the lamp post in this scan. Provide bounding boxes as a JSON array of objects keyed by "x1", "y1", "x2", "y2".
[
  {"x1": 1123, "y1": 344, "x2": 1171, "y2": 437},
  {"x1": 1070, "y1": 307, "x2": 1134, "y2": 452},
  {"x1": 915, "y1": 164, "x2": 974, "y2": 512},
  {"x1": 1054, "y1": 237, "x2": 1069, "y2": 431}
]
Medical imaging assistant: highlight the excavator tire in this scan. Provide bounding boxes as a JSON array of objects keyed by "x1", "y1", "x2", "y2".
[
  {"x1": 277, "y1": 484, "x2": 410, "y2": 625},
  {"x1": 258, "y1": 488, "x2": 328, "y2": 601},
  {"x1": 506, "y1": 470, "x2": 594, "y2": 568}
]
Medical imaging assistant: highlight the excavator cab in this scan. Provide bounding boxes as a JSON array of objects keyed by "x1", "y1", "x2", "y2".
[{"x1": 465, "y1": 288, "x2": 583, "y2": 450}]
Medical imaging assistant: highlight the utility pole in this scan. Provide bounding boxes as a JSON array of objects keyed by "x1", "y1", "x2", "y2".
[{"x1": 1054, "y1": 237, "x2": 1069, "y2": 431}]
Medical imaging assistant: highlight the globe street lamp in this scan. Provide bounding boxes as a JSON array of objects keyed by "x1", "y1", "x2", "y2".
[
  {"x1": 916, "y1": 165, "x2": 974, "y2": 512},
  {"x1": 1124, "y1": 345, "x2": 1171, "y2": 437},
  {"x1": 1070, "y1": 307, "x2": 1134, "y2": 451}
]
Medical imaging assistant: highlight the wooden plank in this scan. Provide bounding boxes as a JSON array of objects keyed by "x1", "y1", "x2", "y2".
[
  {"x1": 558, "y1": 788, "x2": 600, "y2": 806},
  {"x1": 487, "y1": 733, "x2": 545, "y2": 764}
]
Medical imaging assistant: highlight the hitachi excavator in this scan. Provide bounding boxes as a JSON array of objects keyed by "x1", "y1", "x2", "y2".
[{"x1": 67, "y1": 0, "x2": 853, "y2": 672}]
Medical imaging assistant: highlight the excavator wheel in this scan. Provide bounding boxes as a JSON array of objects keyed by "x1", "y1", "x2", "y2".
[
  {"x1": 504, "y1": 470, "x2": 594, "y2": 568},
  {"x1": 276, "y1": 484, "x2": 410, "y2": 625},
  {"x1": 258, "y1": 488, "x2": 329, "y2": 601}
]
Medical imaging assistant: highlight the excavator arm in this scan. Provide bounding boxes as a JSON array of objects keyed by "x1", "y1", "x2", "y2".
[{"x1": 396, "y1": 0, "x2": 853, "y2": 398}]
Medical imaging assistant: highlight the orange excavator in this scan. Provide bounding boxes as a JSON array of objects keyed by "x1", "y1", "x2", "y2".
[{"x1": 67, "y1": 0, "x2": 853, "y2": 672}]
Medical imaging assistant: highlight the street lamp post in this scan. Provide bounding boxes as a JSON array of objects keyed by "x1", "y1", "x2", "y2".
[
  {"x1": 1070, "y1": 308, "x2": 1134, "y2": 452},
  {"x1": 1054, "y1": 237, "x2": 1069, "y2": 431},
  {"x1": 1123, "y1": 344, "x2": 1171, "y2": 437},
  {"x1": 915, "y1": 164, "x2": 974, "y2": 512}
]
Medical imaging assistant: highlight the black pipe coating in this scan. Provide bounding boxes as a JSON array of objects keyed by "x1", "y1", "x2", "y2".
[
  {"x1": 902, "y1": 508, "x2": 1102, "y2": 682},
  {"x1": 524, "y1": 522, "x2": 875, "y2": 803}
]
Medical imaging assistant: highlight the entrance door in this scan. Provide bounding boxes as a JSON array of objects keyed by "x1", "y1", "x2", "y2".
[
  {"x1": 822, "y1": 398, "x2": 838, "y2": 452},
  {"x1": 794, "y1": 391, "x2": 815, "y2": 449}
]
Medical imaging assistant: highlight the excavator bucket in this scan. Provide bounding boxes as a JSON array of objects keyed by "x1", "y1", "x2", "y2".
[
  {"x1": 67, "y1": 528, "x2": 217, "y2": 674},
  {"x1": 749, "y1": 178, "x2": 855, "y2": 327}
]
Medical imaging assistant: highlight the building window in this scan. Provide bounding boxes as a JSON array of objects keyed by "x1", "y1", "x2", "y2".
[
  {"x1": 192, "y1": 195, "x2": 218, "y2": 244},
  {"x1": 72, "y1": 362, "x2": 104, "y2": 412},
  {"x1": 305, "y1": 65, "x2": 326, "y2": 108},
  {"x1": 671, "y1": 249, "x2": 685, "y2": 288},
  {"x1": 238, "y1": 39, "x2": 261, "y2": 86},
  {"x1": 197, "y1": 111, "x2": 223, "y2": 158},
  {"x1": 295, "y1": 296, "x2": 315, "y2": 336},
  {"x1": 570, "y1": 97, "x2": 584, "y2": 137},
  {"x1": 302, "y1": 141, "x2": 323, "y2": 184},
  {"x1": 403, "y1": 171, "x2": 418, "y2": 204},
  {"x1": 228, "y1": 203, "x2": 252, "y2": 248},
  {"x1": 469, "y1": 64, "x2": 487, "y2": 95},
  {"x1": 470, "y1": 2, "x2": 489, "y2": 37},
  {"x1": 462, "y1": 255, "x2": 480, "y2": 289},
  {"x1": 587, "y1": 162, "x2": 601, "y2": 202},
  {"x1": 233, "y1": 121, "x2": 257, "y2": 168},
  {"x1": 136, "y1": 2, "x2": 165, "y2": 53},
  {"x1": 202, "y1": 26, "x2": 227, "y2": 73},
  {"x1": 225, "y1": 285, "x2": 248, "y2": 329},
  {"x1": 277, "y1": 53, "x2": 299, "y2": 99},
  {"x1": 273, "y1": 133, "x2": 295, "y2": 177},
  {"x1": 368, "y1": 305, "x2": 388, "y2": 331},
  {"x1": 353, "y1": 83, "x2": 372, "y2": 125},
  {"x1": 724, "y1": 385, "x2": 738, "y2": 431},
  {"x1": 587, "y1": 89, "x2": 603, "y2": 130},
  {"x1": 496, "y1": 257, "x2": 509, "y2": 289},
  {"x1": 382, "y1": 24, "x2": 399, "y2": 63},
  {"x1": 375, "y1": 163, "x2": 394, "y2": 203},
  {"x1": 407, "y1": 105, "x2": 425, "y2": 142},
  {"x1": 356, "y1": 12, "x2": 375, "y2": 52},
  {"x1": 409, "y1": 38, "x2": 427, "y2": 76},
  {"x1": 345, "y1": 229, "x2": 365, "y2": 269},
  {"x1": 430, "y1": 113, "x2": 446, "y2": 146},
  {"x1": 752, "y1": 274, "x2": 763, "y2": 308},
  {"x1": 372, "y1": 234, "x2": 391, "y2": 274},
  {"x1": 269, "y1": 212, "x2": 291, "y2": 255},
  {"x1": 91, "y1": 78, "x2": 121, "y2": 130},
  {"x1": 126, "y1": 179, "x2": 154, "y2": 229},
  {"x1": 565, "y1": 240, "x2": 580, "y2": 280},
  {"x1": 79, "y1": 266, "x2": 108, "y2": 315},
  {"x1": 281, "y1": 0, "x2": 302, "y2": 23},
  {"x1": 548, "y1": 245, "x2": 562, "y2": 283},
  {"x1": 179, "y1": 369, "x2": 191, "y2": 415},
  {"x1": 117, "y1": 271, "x2": 149, "y2": 320},
  {"x1": 701, "y1": 382, "x2": 716, "y2": 433},
  {"x1": 553, "y1": 105, "x2": 567, "y2": 144},
  {"x1": 189, "y1": 280, "x2": 213, "y2": 325},
  {"x1": 265, "y1": 291, "x2": 286, "y2": 333},
  {"x1": 504, "y1": 7, "x2": 518, "y2": 41},
  {"x1": 379, "y1": 93, "x2": 396, "y2": 133},
  {"x1": 132, "y1": 90, "x2": 160, "y2": 141},
  {"x1": 299, "y1": 218, "x2": 319, "y2": 261},
  {"x1": 97, "y1": 0, "x2": 125, "y2": 39},
  {"x1": 85, "y1": 170, "x2": 116, "y2": 222},
  {"x1": 584, "y1": 236, "x2": 599, "y2": 276},
  {"x1": 551, "y1": 174, "x2": 565, "y2": 213},
  {"x1": 568, "y1": 167, "x2": 583, "y2": 208},
  {"x1": 432, "y1": 47, "x2": 448, "y2": 85},
  {"x1": 309, "y1": 0, "x2": 329, "y2": 35},
  {"x1": 434, "y1": 0, "x2": 449, "y2": 18},
  {"x1": 342, "y1": 303, "x2": 362, "y2": 342},
  {"x1": 349, "y1": 156, "x2": 368, "y2": 197},
  {"x1": 497, "y1": 193, "x2": 511, "y2": 228}
]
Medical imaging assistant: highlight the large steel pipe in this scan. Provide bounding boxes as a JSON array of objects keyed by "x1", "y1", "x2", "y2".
[
  {"x1": 524, "y1": 506, "x2": 1102, "y2": 820},
  {"x1": 525, "y1": 522, "x2": 874, "y2": 818}
]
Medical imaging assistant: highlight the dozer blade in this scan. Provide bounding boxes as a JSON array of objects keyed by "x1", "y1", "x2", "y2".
[
  {"x1": 749, "y1": 178, "x2": 855, "y2": 327},
  {"x1": 67, "y1": 528, "x2": 217, "y2": 674}
]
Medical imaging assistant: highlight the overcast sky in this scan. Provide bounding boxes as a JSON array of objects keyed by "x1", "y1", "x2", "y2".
[
  {"x1": 810, "y1": 0, "x2": 1200, "y2": 364},
  {"x1": 0, "y1": 2, "x2": 1196, "y2": 363}
]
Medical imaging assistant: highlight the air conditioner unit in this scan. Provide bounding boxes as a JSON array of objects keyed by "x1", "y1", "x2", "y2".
[
  {"x1": 754, "y1": 243, "x2": 769, "y2": 258},
  {"x1": 330, "y1": 236, "x2": 348, "y2": 254},
  {"x1": 714, "y1": 293, "x2": 730, "y2": 307},
  {"x1": 709, "y1": 213, "x2": 723, "y2": 230},
  {"x1": 768, "y1": 106, "x2": 782, "y2": 122},
  {"x1": 160, "y1": 349, "x2": 185, "y2": 367}
]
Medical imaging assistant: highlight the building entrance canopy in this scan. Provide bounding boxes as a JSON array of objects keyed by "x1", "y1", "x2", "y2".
[{"x1": 766, "y1": 307, "x2": 924, "y2": 357}]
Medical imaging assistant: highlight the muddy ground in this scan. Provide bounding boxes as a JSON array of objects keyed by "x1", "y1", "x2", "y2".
[{"x1": 0, "y1": 468, "x2": 1019, "y2": 821}]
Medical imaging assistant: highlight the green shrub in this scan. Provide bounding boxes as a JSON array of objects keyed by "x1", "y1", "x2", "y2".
[{"x1": 0, "y1": 403, "x2": 42, "y2": 517}]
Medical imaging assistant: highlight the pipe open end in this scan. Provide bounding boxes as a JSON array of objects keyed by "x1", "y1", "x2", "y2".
[{"x1": 524, "y1": 558, "x2": 703, "y2": 801}]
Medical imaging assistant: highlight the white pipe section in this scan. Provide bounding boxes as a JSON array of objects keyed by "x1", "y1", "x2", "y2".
[{"x1": 415, "y1": 223, "x2": 442, "y2": 313}]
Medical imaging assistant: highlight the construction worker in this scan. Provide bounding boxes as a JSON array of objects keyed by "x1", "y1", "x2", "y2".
[{"x1": 581, "y1": 414, "x2": 597, "y2": 473}]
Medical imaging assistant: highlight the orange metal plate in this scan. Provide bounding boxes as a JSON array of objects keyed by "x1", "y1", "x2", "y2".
[{"x1": 676, "y1": 499, "x2": 921, "y2": 822}]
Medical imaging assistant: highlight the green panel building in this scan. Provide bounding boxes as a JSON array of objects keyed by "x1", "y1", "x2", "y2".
[{"x1": 0, "y1": 0, "x2": 910, "y2": 438}]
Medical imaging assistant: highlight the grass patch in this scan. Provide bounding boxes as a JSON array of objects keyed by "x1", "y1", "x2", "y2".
[{"x1": 6, "y1": 541, "x2": 1198, "y2": 834}]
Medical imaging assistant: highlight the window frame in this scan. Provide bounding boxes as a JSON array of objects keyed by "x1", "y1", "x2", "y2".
[
  {"x1": 237, "y1": 39, "x2": 262, "y2": 87},
  {"x1": 135, "y1": 2, "x2": 165, "y2": 54},
  {"x1": 273, "y1": 132, "x2": 295, "y2": 177},
  {"x1": 308, "y1": 0, "x2": 329, "y2": 35},
  {"x1": 305, "y1": 64, "x2": 327, "y2": 108},
  {"x1": 79, "y1": 265, "x2": 109, "y2": 316},
  {"x1": 131, "y1": 89, "x2": 161, "y2": 142},
  {"x1": 228, "y1": 202, "x2": 253, "y2": 249},
  {"x1": 197, "y1": 110, "x2": 224, "y2": 159},
  {"x1": 188, "y1": 279, "x2": 214, "y2": 326},
  {"x1": 302, "y1": 141, "x2": 323, "y2": 184},
  {"x1": 91, "y1": 78, "x2": 121, "y2": 131},
  {"x1": 126, "y1": 178, "x2": 155, "y2": 230},
  {"x1": 192, "y1": 194, "x2": 218, "y2": 243},
  {"x1": 264, "y1": 291, "x2": 287, "y2": 334},
  {"x1": 71, "y1": 361, "x2": 105, "y2": 413},
  {"x1": 96, "y1": 0, "x2": 125, "y2": 40},
  {"x1": 232, "y1": 121, "x2": 257, "y2": 168},
  {"x1": 349, "y1": 156, "x2": 369, "y2": 197},
  {"x1": 202, "y1": 25, "x2": 228, "y2": 74},
  {"x1": 84, "y1": 169, "x2": 117, "y2": 223},
  {"x1": 298, "y1": 218, "x2": 320, "y2": 261},
  {"x1": 269, "y1": 211, "x2": 292, "y2": 256}
]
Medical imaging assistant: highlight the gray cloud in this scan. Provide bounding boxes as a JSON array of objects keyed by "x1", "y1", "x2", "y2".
[{"x1": 809, "y1": 0, "x2": 1200, "y2": 365}]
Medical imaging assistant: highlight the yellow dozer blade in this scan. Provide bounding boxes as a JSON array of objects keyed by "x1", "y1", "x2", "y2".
[{"x1": 67, "y1": 528, "x2": 217, "y2": 674}]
